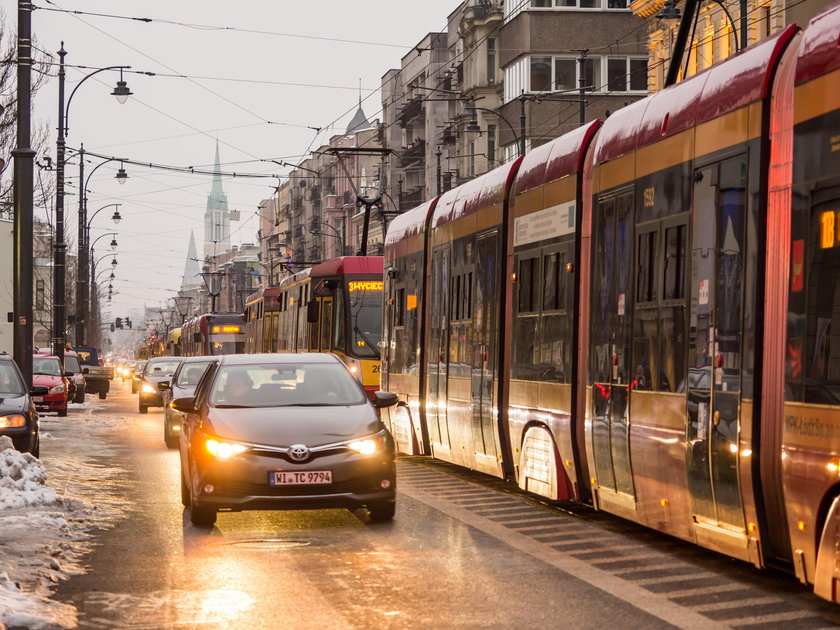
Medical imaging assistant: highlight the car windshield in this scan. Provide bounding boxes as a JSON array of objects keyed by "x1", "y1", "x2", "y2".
[
  {"x1": 347, "y1": 281, "x2": 382, "y2": 359},
  {"x1": 209, "y1": 362, "x2": 366, "y2": 408},
  {"x1": 175, "y1": 361, "x2": 212, "y2": 387},
  {"x1": 134, "y1": 362, "x2": 146, "y2": 374},
  {"x1": 65, "y1": 356, "x2": 81, "y2": 373},
  {"x1": 145, "y1": 361, "x2": 180, "y2": 376},
  {"x1": 33, "y1": 357, "x2": 62, "y2": 376},
  {"x1": 0, "y1": 363, "x2": 25, "y2": 397}
]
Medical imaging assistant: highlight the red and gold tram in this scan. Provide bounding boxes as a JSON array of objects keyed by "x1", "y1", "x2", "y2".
[
  {"x1": 244, "y1": 257, "x2": 383, "y2": 398},
  {"x1": 381, "y1": 2, "x2": 840, "y2": 603}
]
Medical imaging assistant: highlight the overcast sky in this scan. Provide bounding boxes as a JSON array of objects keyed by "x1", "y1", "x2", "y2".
[{"x1": 11, "y1": 0, "x2": 458, "y2": 321}]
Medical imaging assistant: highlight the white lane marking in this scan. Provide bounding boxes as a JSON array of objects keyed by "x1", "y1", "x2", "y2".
[
  {"x1": 400, "y1": 483, "x2": 727, "y2": 630},
  {"x1": 726, "y1": 609, "x2": 820, "y2": 626},
  {"x1": 693, "y1": 596, "x2": 779, "y2": 612}
]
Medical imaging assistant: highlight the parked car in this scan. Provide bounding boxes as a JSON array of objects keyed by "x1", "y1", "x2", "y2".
[
  {"x1": 173, "y1": 353, "x2": 399, "y2": 527},
  {"x1": 139, "y1": 357, "x2": 181, "y2": 414},
  {"x1": 32, "y1": 355, "x2": 70, "y2": 417},
  {"x1": 0, "y1": 354, "x2": 46, "y2": 456},
  {"x1": 63, "y1": 350, "x2": 85, "y2": 403},
  {"x1": 131, "y1": 360, "x2": 147, "y2": 394},
  {"x1": 162, "y1": 356, "x2": 213, "y2": 449},
  {"x1": 75, "y1": 347, "x2": 113, "y2": 400}
]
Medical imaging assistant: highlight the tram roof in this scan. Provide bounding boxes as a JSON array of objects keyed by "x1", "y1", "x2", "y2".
[
  {"x1": 310, "y1": 256, "x2": 383, "y2": 278},
  {"x1": 431, "y1": 157, "x2": 523, "y2": 230},
  {"x1": 383, "y1": 198, "x2": 439, "y2": 260},
  {"x1": 796, "y1": 1, "x2": 840, "y2": 85},
  {"x1": 511, "y1": 120, "x2": 601, "y2": 199},
  {"x1": 591, "y1": 25, "x2": 797, "y2": 165}
]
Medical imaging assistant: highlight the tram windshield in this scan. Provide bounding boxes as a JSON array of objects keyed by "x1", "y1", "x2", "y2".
[{"x1": 346, "y1": 280, "x2": 383, "y2": 359}]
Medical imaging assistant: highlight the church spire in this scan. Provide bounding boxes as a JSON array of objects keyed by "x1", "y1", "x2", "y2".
[
  {"x1": 181, "y1": 230, "x2": 202, "y2": 290},
  {"x1": 210, "y1": 140, "x2": 224, "y2": 201}
]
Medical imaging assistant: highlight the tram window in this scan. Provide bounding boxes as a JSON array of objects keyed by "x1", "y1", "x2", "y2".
[
  {"x1": 543, "y1": 253, "x2": 558, "y2": 310},
  {"x1": 464, "y1": 272, "x2": 473, "y2": 320},
  {"x1": 451, "y1": 275, "x2": 462, "y2": 321},
  {"x1": 394, "y1": 287, "x2": 405, "y2": 327},
  {"x1": 664, "y1": 224, "x2": 686, "y2": 300},
  {"x1": 321, "y1": 301, "x2": 332, "y2": 351},
  {"x1": 334, "y1": 296, "x2": 346, "y2": 350},
  {"x1": 636, "y1": 231, "x2": 658, "y2": 303},
  {"x1": 518, "y1": 257, "x2": 539, "y2": 313}
]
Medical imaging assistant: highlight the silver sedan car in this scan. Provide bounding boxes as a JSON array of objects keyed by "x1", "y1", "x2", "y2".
[{"x1": 174, "y1": 353, "x2": 398, "y2": 527}]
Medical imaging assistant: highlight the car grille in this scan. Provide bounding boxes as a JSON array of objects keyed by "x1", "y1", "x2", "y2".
[{"x1": 218, "y1": 478, "x2": 380, "y2": 497}]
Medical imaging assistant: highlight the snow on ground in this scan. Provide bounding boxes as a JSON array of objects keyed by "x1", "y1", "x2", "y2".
[{"x1": 0, "y1": 401, "x2": 131, "y2": 629}]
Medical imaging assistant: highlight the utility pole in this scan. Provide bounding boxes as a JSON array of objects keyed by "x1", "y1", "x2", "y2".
[
  {"x1": 435, "y1": 147, "x2": 442, "y2": 196},
  {"x1": 518, "y1": 91, "x2": 526, "y2": 157},
  {"x1": 52, "y1": 44, "x2": 67, "y2": 360},
  {"x1": 576, "y1": 49, "x2": 589, "y2": 127},
  {"x1": 75, "y1": 144, "x2": 85, "y2": 345},
  {"x1": 13, "y1": 1, "x2": 35, "y2": 385}
]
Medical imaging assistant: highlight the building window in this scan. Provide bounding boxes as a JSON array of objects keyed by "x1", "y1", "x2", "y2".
[
  {"x1": 487, "y1": 38, "x2": 496, "y2": 85},
  {"x1": 504, "y1": 57, "x2": 528, "y2": 102},
  {"x1": 488, "y1": 125, "x2": 497, "y2": 168},
  {"x1": 607, "y1": 57, "x2": 648, "y2": 92},
  {"x1": 530, "y1": 57, "x2": 552, "y2": 92}
]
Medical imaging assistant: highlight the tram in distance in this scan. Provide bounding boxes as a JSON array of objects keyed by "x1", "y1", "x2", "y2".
[
  {"x1": 381, "y1": 2, "x2": 840, "y2": 603},
  {"x1": 244, "y1": 256, "x2": 383, "y2": 398},
  {"x1": 180, "y1": 312, "x2": 246, "y2": 357}
]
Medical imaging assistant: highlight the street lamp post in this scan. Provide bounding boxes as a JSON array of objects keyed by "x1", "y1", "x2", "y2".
[
  {"x1": 172, "y1": 295, "x2": 194, "y2": 324},
  {"x1": 200, "y1": 265, "x2": 225, "y2": 314},
  {"x1": 465, "y1": 102, "x2": 522, "y2": 157},
  {"x1": 54, "y1": 45, "x2": 130, "y2": 356},
  {"x1": 77, "y1": 202, "x2": 121, "y2": 345}
]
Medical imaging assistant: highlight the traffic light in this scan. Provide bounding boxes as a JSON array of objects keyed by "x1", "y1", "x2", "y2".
[
  {"x1": 125, "y1": 317, "x2": 131, "y2": 329},
  {"x1": 110, "y1": 323, "x2": 115, "y2": 332},
  {"x1": 116, "y1": 317, "x2": 123, "y2": 329}
]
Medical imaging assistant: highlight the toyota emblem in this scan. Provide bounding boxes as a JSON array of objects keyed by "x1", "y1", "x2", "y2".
[{"x1": 288, "y1": 444, "x2": 310, "y2": 462}]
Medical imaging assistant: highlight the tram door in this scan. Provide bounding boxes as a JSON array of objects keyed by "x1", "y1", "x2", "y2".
[
  {"x1": 591, "y1": 191, "x2": 636, "y2": 498},
  {"x1": 319, "y1": 297, "x2": 333, "y2": 351},
  {"x1": 426, "y1": 248, "x2": 451, "y2": 452},
  {"x1": 686, "y1": 158, "x2": 746, "y2": 532},
  {"x1": 471, "y1": 231, "x2": 502, "y2": 469}
]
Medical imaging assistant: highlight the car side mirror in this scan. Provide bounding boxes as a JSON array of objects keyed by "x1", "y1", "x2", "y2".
[
  {"x1": 172, "y1": 396, "x2": 197, "y2": 414},
  {"x1": 158, "y1": 380, "x2": 171, "y2": 390},
  {"x1": 30, "y1": 385, "x2": 49, "y2": 396},
  {"x1": 307, "y1": 300, "x2": 319, "y2": 324},
  {"x1": 82, "y1": 367, "x2": 90, "y2": 375},
  {"x1": 373, "y1": 391, "x2": 399, "y2": 408}
]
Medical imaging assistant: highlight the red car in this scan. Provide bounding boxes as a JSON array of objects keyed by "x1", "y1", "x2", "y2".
[{"x1": 32, "y1": 355, "x2": 69, "y2": 417}]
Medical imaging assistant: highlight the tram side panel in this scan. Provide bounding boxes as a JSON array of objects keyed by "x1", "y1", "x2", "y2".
[
  {"x1": 504, "y1": 122, "x2": 600, "y2": 502},
  {"x1": 784, "y1": 1, "x2": 840, "y2": 596},
  {"x1": 382, "y1": 200, "x2": 437, "y2": 455}
]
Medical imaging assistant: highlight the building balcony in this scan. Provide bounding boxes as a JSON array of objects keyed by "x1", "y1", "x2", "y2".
[
  {"x1": 462, "y1": 1, "x2": 503, "y2": 25},
  {"x1": 398, "y1": 96, "x2": 424, "y2": 128},
  {"x1": 400, "y1": 139, "x2": 426, "y2": 165},
  {"x1": 400, "y1": 186, "x2": 424, "y2": 211},
  {"x1": 441, "y1": 124, "x2": 457, "y2": 145},
  {"x1": 308, "y1": 185, "x2": 321, "y2": 202}
]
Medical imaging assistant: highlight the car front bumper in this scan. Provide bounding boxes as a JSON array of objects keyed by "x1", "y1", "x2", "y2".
[
  {"x1": 139, "y1": 390, "x2": 164, "y2": 407},
  {"x1": 2, "y1": 427, "x2": 38, "y2": 453},
  {"x1": 35, "y1": 394, "x2": 67, "y2": 412},
  {"x1": 192, "y1": 448, "x2": 396, "y2": 511}
]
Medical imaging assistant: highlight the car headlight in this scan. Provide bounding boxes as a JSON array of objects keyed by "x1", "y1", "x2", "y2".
[
  {"x1": 48, "y1": 385, "x2": 65, "y2": 394},
  {"x1": 205, "y1": 438, "x2": 248, "y2": 460},
  {"x1": 348, "y1": 435, "x2": 384, "y2": 455},
  {"x1": 0, "y1": 415, "x2": 26, "y2": 429},
  {"x1": 140, "y1": 383, "x2": 156, "y2": 394}
]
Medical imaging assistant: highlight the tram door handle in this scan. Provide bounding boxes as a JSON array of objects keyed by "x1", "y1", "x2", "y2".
[{"x1": 713, "y1": 410, "x2": 721, "y2": 426}]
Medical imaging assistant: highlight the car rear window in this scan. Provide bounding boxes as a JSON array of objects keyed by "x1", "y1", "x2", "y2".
[
  {"x1": 0, "y1": 363, "x2": 25, "y2": 396},
  {"x1": 145, "y1": 361, "x2": 180, "y2": 376},
  {"x1": 209, "y1": 362, "x2": 366, "y2": 408}
]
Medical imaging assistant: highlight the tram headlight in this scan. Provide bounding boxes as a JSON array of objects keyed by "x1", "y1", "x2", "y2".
[{"x1": 346, "y1": 359, "x2": 360, "y2": 378}]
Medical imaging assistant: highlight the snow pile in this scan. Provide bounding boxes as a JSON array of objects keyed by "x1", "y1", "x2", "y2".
[
  {"x1": 0, "y1": 573, "x2": 76, "y2": 630},
  {"x1": 0, "y1": 437, "x2": 60, "y2": 510}
]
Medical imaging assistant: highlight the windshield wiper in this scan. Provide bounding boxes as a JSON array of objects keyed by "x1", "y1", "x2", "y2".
[
  {"x1": 353, "y1": 325, "x2": 377, "y2": 352},
  {"x1": 215, "y1": 404, "x2": 253, "y2": 409}
]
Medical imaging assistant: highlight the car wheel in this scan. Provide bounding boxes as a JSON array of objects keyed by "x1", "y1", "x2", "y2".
[
  {"x1": 131, "y1": 383, "x2": 138, "y2": 394},
  {"x1": 367, "y1": 500, "x2": 396, "y2": 523},
  {"x1": 165, "y1": 429, "x2": 179, "y2": 449},
  {"x1": 30, "y1": 435, "x2": 40, "y2": 459},
  {"x1": 139, "y1": 404, "x2": 148, "y2": 414},
  {"x1": 98, "y1": 391, "x2": 106, "y2": 400},
  {"x1": 180, "y1": 468, "x2": 191, "y2": 508},
  {"x1": 190, "y1": 502, "x2": 217, "y2": 527},
  {"x1": 57, "y1": 406, "x2": 67, "y2": 417},
  {"x1": 74, "y1": 387, "x2": 86, "y2": 404}
]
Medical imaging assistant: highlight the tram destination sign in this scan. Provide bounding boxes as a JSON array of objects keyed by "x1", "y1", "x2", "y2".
[{"x1": 514, "y1": 201, "x2": 576, "y2": 247}]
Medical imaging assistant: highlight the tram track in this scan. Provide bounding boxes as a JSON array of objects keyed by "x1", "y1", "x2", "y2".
[{"x1": 398, "y1": 457, "x2": 840, "y2": 629}]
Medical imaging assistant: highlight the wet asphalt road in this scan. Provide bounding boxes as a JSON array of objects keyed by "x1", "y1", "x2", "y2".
[{"x1": 46, "y1": 380, "x2": 840, "y2": 629}]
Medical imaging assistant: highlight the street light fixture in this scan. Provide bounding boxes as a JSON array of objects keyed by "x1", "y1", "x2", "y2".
[
  {"x1": 110, "y1": 69, "x2": 133, "y2": 104},
  {"x1": 115, "y1": 162, "x2": 128, "y2": 184},
  {"x1": 112, "y1": 209, "x2": 122, "y2": 223},
  {"x1": 111, "y1": 257, "x2": 118, "y2": 268},
  {"x1": 462, "y1": 98, "x2": 524, "y2": 157},
  {"x1": 110, "y1": 237, "x2": 117, "y2": 250}
]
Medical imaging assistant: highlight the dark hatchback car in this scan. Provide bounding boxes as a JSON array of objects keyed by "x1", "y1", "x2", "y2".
[
  {"x1": 0, "y1": 355, "x2": 47, "y2": 456},
  {"x1": 161, "y1": 356, "x2": 213, "y2": 449},
  {"x1": 173, "y1": 353, "x2": 399, "y2": 527},
  {"x1": 138, "y1": 357, "x2": 181, "y2": 414},
  {"x1": 131, "y1": 360, "x2": 147, "y2": 394}
]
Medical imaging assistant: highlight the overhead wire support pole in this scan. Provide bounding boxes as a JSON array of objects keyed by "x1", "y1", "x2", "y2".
[
  {"x1": 574, "y1": 49, "x2": 589, "y2": 127},
  {"x1": 75, "y1": 143, "x2": 84, "y2": 346},
  {"x1": 665, "y1": 0, "x2": 699, "y2": 87},
  {"x1": 14, "y1": 0, "x2": 35, "y2": 386},
  {"x1": 52, "y1": 43, "x2": 67, "y2": 361}
]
